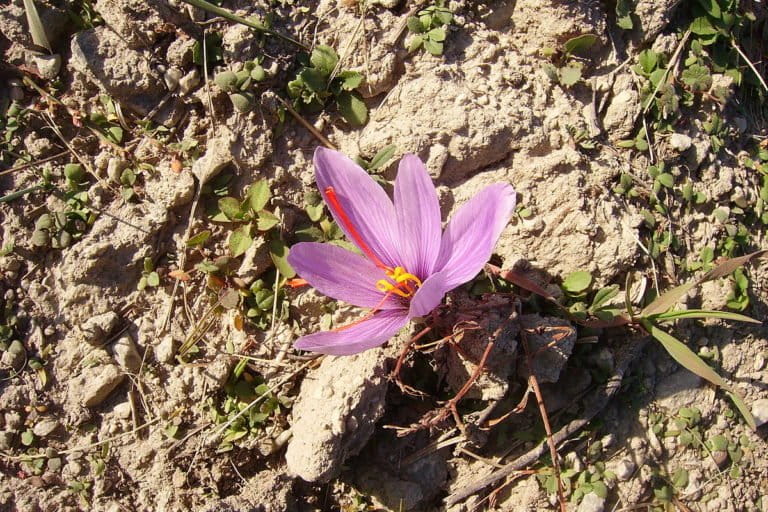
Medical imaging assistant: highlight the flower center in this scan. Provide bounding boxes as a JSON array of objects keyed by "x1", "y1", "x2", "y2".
[
  {"x1": 376, "y1": 267, "x2": 422, "y2": 298},
  {"x1": 324, "y1": 186, "x2": 421, "y2": 299}
]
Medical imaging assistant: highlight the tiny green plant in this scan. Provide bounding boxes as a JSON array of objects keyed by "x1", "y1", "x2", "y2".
[
  {"x1": 541, "y1": 33, "x2": 599, "y2": 88},
  {"x1": 137, "y1": 257, "x2": 160, "y2": 291},
  {"x1": 214, "y1": 60, "x2": 268, "y2": 113},
  {"x1": 212, "y1": 179, "x2": 279, "y2": 257},
  {"x1": 406, "y1": 1, "x2": 452, "y2": 56},
  {"x1": 287, "y1": 45, "x2": 367, "y2": 127}
]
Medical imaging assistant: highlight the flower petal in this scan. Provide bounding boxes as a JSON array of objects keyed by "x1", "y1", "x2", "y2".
[
  {"x1": 287, "y1": 242, "x2": 403, "y2": 309},
  {"x1": 434, "y1": 183, "x2": 516, "y2": 290},
  {"x1": 294, "y1": 310, "x2": 409, "y2": 355},
  {"x1": 394, "y1": 154, "x2": 442, "y2": 279},
  {"x1": 315, "y1": 147, "x2": 400, "y2": 268},
  {"x1": 409, "y1": 270, "x2": 450, "y2": 318}
]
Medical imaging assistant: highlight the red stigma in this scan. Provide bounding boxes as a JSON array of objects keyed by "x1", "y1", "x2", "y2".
[{"x1": 324, "y1": 186, "x2": 391, "y2": 271}]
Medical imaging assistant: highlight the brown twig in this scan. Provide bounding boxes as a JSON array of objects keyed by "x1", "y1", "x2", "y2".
[
  {"x1": 445, "y1": 335, "x2": 649, "y2": 507},
  {"x1": 273, "y1": 95, "x2": 336, "y2": 150},
  {"x1": 521, "y1": 328, "x2": 566, "y2": 512},
  {"x1": 0, "y1": 150, "x2": 68, "y2": 176}
]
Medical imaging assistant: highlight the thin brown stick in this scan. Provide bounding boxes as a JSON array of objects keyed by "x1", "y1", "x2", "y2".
[
  {"x1": 521, "y1": 329, "x2": 566, "y2": 512},
  {"x1": 445, "y1": 335, "x2": 649, "y2": 507},
  {"x1": 274, "y1": 95, "x2": 336, "y2": 149},
  {"x1": 0, "y1": 150, "x2": 69, "y2": 176}
]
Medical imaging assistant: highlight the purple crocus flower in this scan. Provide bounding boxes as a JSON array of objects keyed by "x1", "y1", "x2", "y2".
[{"x1": 287, "y1": 147, "x2": 516, "y2": 356}]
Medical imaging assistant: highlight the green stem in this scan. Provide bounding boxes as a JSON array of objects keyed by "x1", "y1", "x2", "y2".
[
  {"x1": 0, "y1": 185, "x2": 42, "y2": 203},
  {"x1": 180, "y1": 0, "x2": 308, "y2": 50}
]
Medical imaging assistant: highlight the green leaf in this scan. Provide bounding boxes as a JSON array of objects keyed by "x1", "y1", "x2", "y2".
[
  {"x1": 408, "y1": 34, "x2": 424, "y2": 53},
  {"x1": 146, "y1": 271, "x2": 160, "y2": 287},
  {"x1": 337, "y1": 70, "x2": 363, "y2": 91},
  {"x1": 406, "y1": 16, "x2": 424, "y2": 33},
  {"x1": 638, "y1": 49, "x2": 658, "y2": 74},
  {"x1": 641, "y1": 319, "x2": 756, "y2": 430},
  {"x1": 562, "y1": 270, "x2": 592, "y2": 294},
  {"x1": 690, "y1": 16, "x2": 718, "y2": 35},
  {"x1": 559, "y1": 64, "x2": 582, "y2": 87},
  {"x1": 305, "y1": 204, "x2": 324, "y2": 222},
  {"x1": 641, "y1": 281, "x2": 697, "y2": 316},
  {"x1": 590, "y1": 285, "x2": 620, "y2": 310},
  {"x1": 256, "y1": 210, "x2": 280, "y2": 231},
  {"x1": 651, "y1": 309, "x2": 760, "y2": 324},
  {"x1": 424, "y1": 38, "x2": 444, "y2": 56},
  {"x1": 337, "y1": 91, "x2": 368, "y2": 127},
  {"x1": 298, "y1": 67, "x2": 327, "y2": 93},
  {"x1": 269, "y1": 239, "x2": 296, "y2": 278},
  {"x1": 563, "y1": 34, "x2": 598, "y2": 56},
  {"x1": 310, "y1": 45, "x2": 339, "y2": 76},
  {"x1": 657, "y1": 173, "x2": 674, "y2": 188},
  {"x1": 22, "y1": 0, "x2": 51, "y2": 52},
  {"x1": 617, "y1": 14, "x2": 633, "y2": 30},
  {"x1": 696, "y1": 0, "x2": 721, "y2": 19},
  {"x1": 428, "y1": 26, "x2": 447, "y2": 42},
  {"x1": 107, "y1": 126, "x2": 123, "y2": 143},
  {"x1": 368, "y1": 145, "x2": 397, "y2": 171},
  {"x1": 64, "y1": 163, "x2": 85, "y2": 183},
  {"x1": 186, "y1": 230, "x2": 212, "y2": 247},
  {"x1": 218, "y1": 197, "x2": 244, "y2": 221},
  {"x1": 214, "y1": 70, "x2": 238, "y2": 92},
  {"x1": 229, "y1": 225, "x2": 253, "y2": 257},
  {"x1": 681, "y1": 64, "x2": 712, "y2": 92},
  {"x1": 247, "y1": 180, "x2": 271, "y2": 212},
  {"x1": 21, "y1": 429, "x2": 34, "y2": 446}
]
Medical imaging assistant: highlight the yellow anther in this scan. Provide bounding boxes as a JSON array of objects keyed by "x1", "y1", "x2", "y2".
[
  {"x1": 376, "y1": 279, "x2": 409, "y2": 298},
  {"x1": 391, "y1": 267, "x2": 422, "y2": 287}
]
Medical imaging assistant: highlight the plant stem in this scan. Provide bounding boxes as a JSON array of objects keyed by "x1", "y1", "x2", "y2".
[
  {"x1": 0, "y1": 185, "x2": 42, "y2": 203},
  {"x1": 181, "y1": 0, "x2": 308, "y2": 50}
]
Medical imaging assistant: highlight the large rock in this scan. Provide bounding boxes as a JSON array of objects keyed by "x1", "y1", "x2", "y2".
[
  {"x1": 70, "y1": 364, "x2": 125, "y2": 407},
  {"x1": 70, "y1": 27, "x2": 164, "y2": 115},
  {"x1": 285, "y1": 349, "x2": 389, "y2": 482},
  {"x1": 94, "y1": 0, "x2": 185, "y2": 49}
]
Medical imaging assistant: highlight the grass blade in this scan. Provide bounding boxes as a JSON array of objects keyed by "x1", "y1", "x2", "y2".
[
  {"x1": 640, "y1": 281, "x2": 696, "y2": 317},
  {"x1": 22, "y1": 0, "x2": 52, "y2": 53},
  {"x1": 652, "y1": 309, "x2": 761, "y2": 324},
  {"x1": 641, "y1": 319, "x2": 756, "y2": 430},
  {"x1": 700, "y1": 250, "x2": 767, "y2": 282},
  {"x1": 180, "y1": 0, "x2": 307, "y2": 49}
]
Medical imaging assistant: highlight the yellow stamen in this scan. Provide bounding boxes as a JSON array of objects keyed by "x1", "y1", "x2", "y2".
[{"x1": 375, "y1": 266, "x2": 422, "y2": 299}]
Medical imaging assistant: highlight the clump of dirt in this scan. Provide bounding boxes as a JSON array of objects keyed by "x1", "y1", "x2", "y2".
[{"x1": 1, "y1": 0, "x2": 767, "y2": 511}]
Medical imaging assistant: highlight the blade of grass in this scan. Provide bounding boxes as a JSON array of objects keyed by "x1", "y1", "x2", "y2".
[
  {"x1": 22, "y1": 0, "x2": 52, "y2": 53},
  {"x1": 641, "y1": 319, "x2": 756, "y2": 430},
  {"x1": 0, "y1": 185, "x2": 43, "y2": 203},
  {"x1": 640, "y1": 281, "x2": 696, "y2": 317},
  {"x1": 180, "y1": 0, "x2": 307, "y2": 50},
  {"x1": 700, "y1": 250, "x2": 767, "y2": 282},
  {"x1": 651, "y1": 309, "x2": 761, "y2": 324}
]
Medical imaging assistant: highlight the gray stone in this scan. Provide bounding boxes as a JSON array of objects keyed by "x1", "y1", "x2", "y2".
[
  {"x1": 154, "y1": 335, "x2": 176, "y2": 364},
  {"x1": 4, "y1": 411, "x2": 23, "y2": 430},
  {"x1": 577, "y1": 491, "x2": 605, "y2": 512},
  {"x1": 518, "y1": 314, "x2": 576, "y2": 383},
  {"x1": 612, "y1": 458, "x2": 636, "y2": 481},
  {"x1": 0, "y1": 431, "x2": 14, "y2": 450},
  {"x1": 80, "y1": 311, "x2": 120, "y2": 346},
  {"x1": 32, "y1": 418, "x2": 60, "y2": 438},
  {"x1": 78, "y1": 364, "x2": 125, "y2": 407},
  {"x1": 191, "y1": 127, "x2": 236, "y2": 185},
  {"x1": 751, "y1": 398, "x2": 768, "y2": 427},
  {"x1": 603, "y1": 89, "x2": 639, "y2": 140},
  {"x1": 31, "y1": 54, "x2": 62, "y2": 80},
  {"x1": 164, "y1": 67, "x2": 182, "y2": 91},
  {"x1": 70, "y1": 27, "x2": 163, "y2": 115},
  {"x1": 111, "y1": 334, "x2": 142, "y2": 373},
  {"x1": 669, "y1": 133, "x2": 692, "y2": 152},
  {"x1": 178, "y1": 69, "x2": 200, "y2": 95},
  {"x1": 285, "y1": 349, "x2": 389, "y2": 482}
]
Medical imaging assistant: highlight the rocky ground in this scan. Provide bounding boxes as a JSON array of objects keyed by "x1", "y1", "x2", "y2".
[{"x1": 1, "y1": 0, "x2": 767, "y2": 511}]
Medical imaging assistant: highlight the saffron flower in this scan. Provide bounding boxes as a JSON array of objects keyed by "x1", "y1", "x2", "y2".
[{"x1": 287, "y1": 148, "x2": 516, "y2": 355}]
